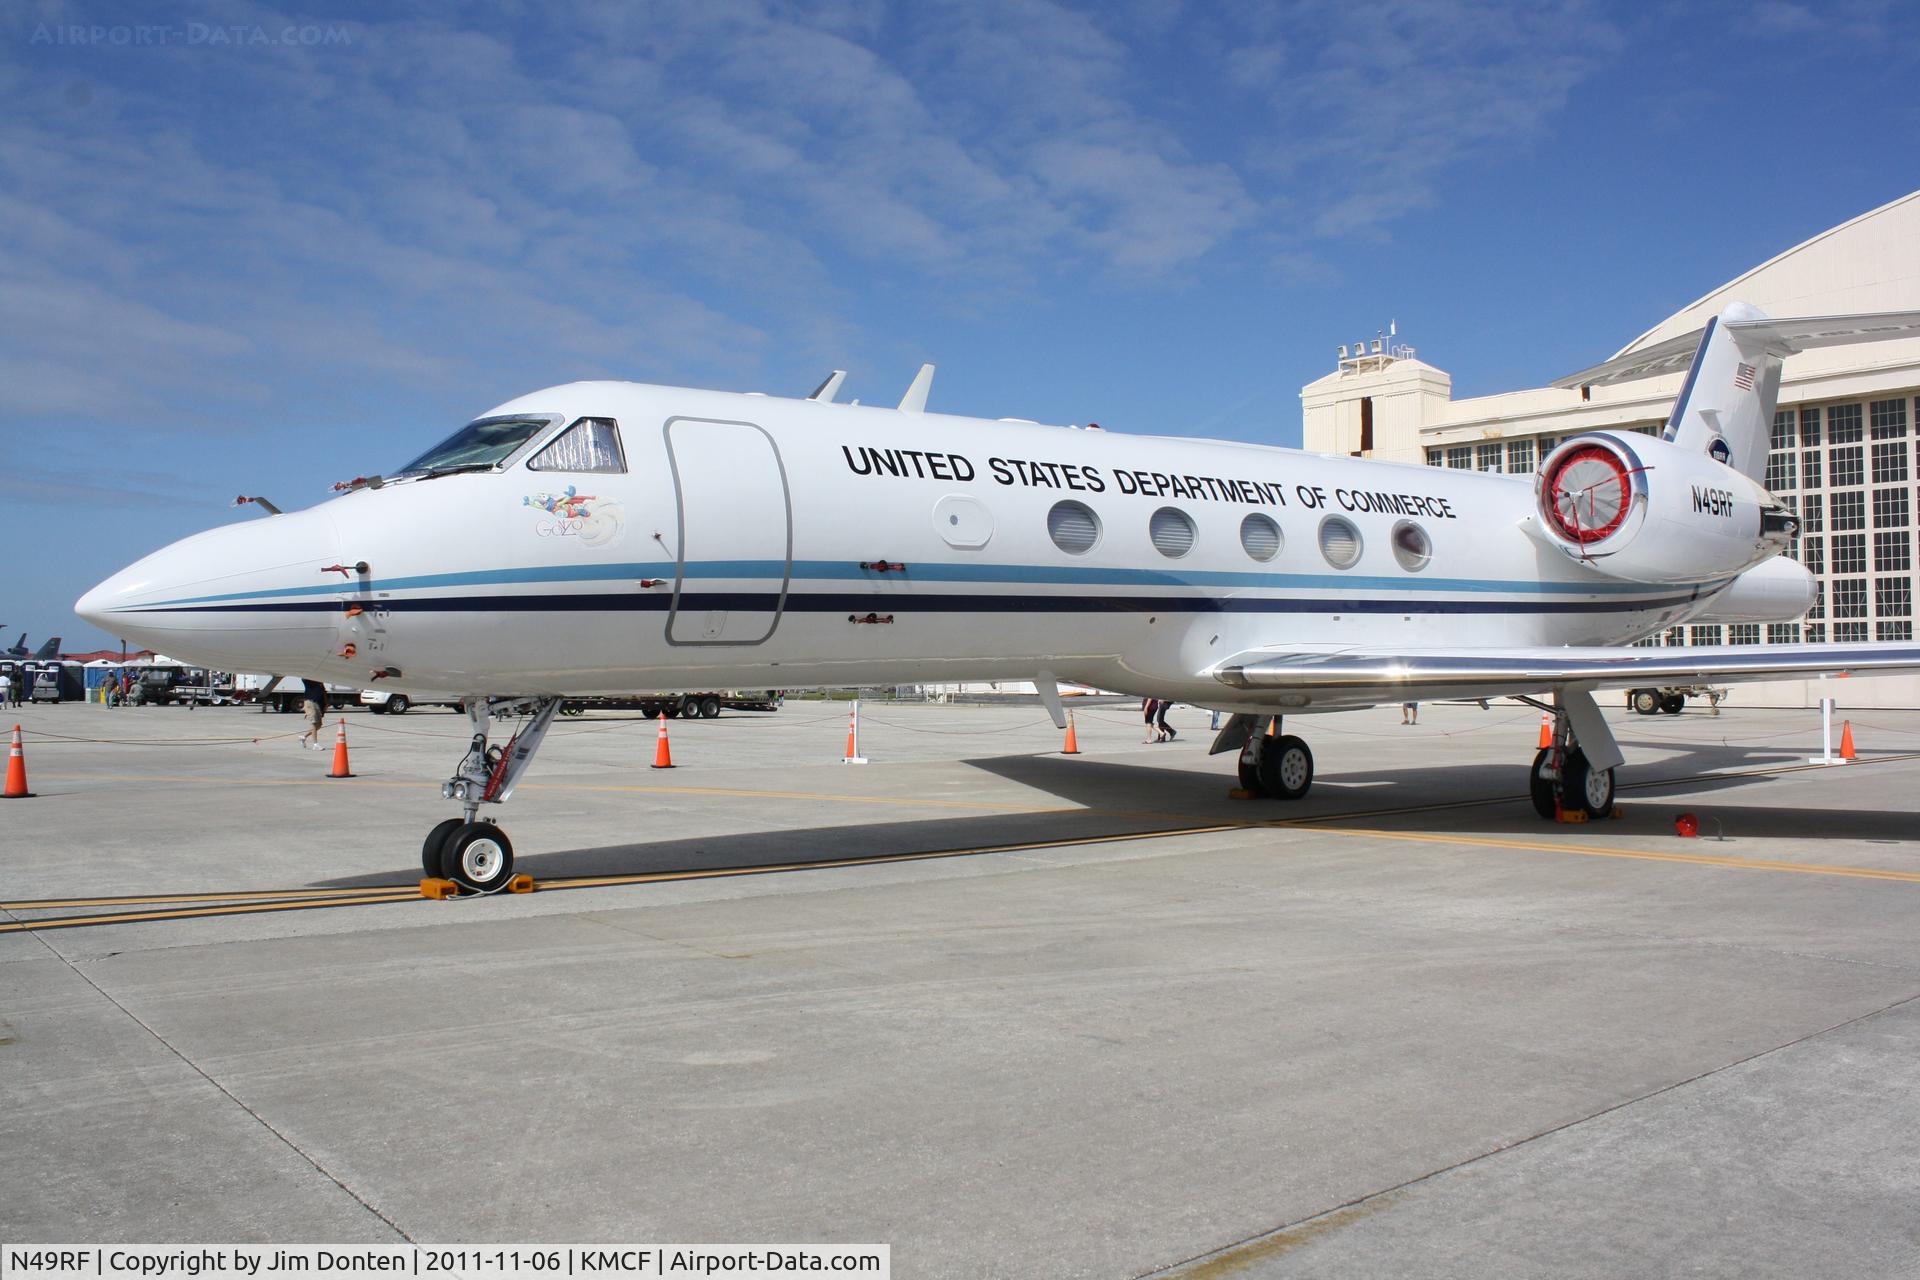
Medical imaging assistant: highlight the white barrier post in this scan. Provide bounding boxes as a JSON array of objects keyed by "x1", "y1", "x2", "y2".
[{"x1": 1809, "y1": 692, "x2": 1836, "y2": 765}]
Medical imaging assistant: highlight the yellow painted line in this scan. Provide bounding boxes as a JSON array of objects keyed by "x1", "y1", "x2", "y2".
[
  {"x1": 1287, "y1": 824, "x2": 1920, "y2": 883},
  {"x1": 0, "y1": 891, "x2": 424, "y2": 933},
  {"x1": 29, "y1": 773, "x2": 1070, "y2": 813},
  {"x1": 3, "y1": 885, "x2": 413, "y2": 910},
  {"x1": 537, "y1": 823, "x2": 1245, "y2": 891}
]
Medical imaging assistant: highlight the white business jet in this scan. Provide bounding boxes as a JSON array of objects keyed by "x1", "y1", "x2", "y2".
[{"x1": 77, "y1": 303, "x2": 1920, "y2": 890}]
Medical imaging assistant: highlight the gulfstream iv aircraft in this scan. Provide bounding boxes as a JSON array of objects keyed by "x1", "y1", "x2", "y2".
[{"x1": 78, "y1": 303, "x2": 1920, "y2": 890}]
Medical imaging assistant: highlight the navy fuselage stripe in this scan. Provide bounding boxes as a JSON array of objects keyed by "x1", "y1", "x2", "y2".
[{"x1": 117, "y1": 589, "x2": 1700, "y2": 617}]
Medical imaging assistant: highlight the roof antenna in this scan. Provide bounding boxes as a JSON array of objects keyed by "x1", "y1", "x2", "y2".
[{"x1": 898, "y1": 363, "x2": 935, "y2": 413}]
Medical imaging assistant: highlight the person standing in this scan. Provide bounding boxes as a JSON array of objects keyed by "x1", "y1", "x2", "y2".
[
  {"x1": 1401, "y1": 700, "x2": 1419, "y2": 725},
  {"x1": 1154, "y1": 698, "x2": 1176, "y2": 742},
  {"x1": 1, "y1": 672, "x2": 13, "y2": 709},
  {"x1": 299, "y1": 679, "x2": 327, "y2": 749},
  {"x1": 1141, "y1": 697, "x2": 1159, "y2": 743}
]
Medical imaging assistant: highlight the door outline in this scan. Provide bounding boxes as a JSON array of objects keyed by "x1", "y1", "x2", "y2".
[{"x1": 663, "y1": 415, "x2": 793, "y2": 645}]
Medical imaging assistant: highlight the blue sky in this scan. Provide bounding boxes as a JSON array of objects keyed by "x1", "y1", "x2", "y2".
[{"x1": 5, "y1": 0, "x2": 1918, "y2": 652}]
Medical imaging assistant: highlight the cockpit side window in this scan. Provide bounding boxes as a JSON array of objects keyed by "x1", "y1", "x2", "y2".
[
  {"x1": 526, "y1": 418, "x2": 626, "y2": 473},
  {"x1": 394, "y1": 416, "x2": 553, "y2": 478}
]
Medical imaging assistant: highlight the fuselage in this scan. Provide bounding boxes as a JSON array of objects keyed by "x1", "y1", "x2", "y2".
[{"x1": 77, "y1": 380, "x2": 1731, "y2": 709}]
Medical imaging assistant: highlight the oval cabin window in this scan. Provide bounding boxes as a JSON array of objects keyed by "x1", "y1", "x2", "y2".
[
  {"x1": 1148, "y1": 507, "x2": 1196, "y2": 558},
  {"x1": 1240, "y1": 513, "x2": 1282, "y2": 562},
  {"x1": 1047, "y1": 500, "x2": 1101, "y2": 555},
  {"x1": 1318, "y1": 515, "x2": 1363, "y2": 569}
]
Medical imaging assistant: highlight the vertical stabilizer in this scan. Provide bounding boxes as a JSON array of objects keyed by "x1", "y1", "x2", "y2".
[
  {"x1": 33, "y1": 636, "x2": 61, "y2": 660},
  {"x1": 1659, "y1": 302, "x2": 1782, "y2": 483}
]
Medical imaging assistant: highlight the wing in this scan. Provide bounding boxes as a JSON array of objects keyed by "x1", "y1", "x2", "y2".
[{"x1": 1213, "y1": 641, "x2": 1920, "y2": 709}]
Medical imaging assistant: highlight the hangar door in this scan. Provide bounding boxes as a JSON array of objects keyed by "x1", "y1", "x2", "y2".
[{"x1": 665, "y1": 417, "x2": 792, "y2": 645}]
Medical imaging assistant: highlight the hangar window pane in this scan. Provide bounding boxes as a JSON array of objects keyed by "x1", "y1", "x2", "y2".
[
  {"x1": 1829, "y1": 403, "x2": 1863, "y2": 444},
  {"x1": 1317, "y1": 515, "x2": 1363, "y2": 569},
  {"x1": 1836, "y1": 622, "x2": 1868, "y2": 642},
  {"x1": 1390, "y1": 521, "x2": 1432, "y2": 572},
  {"x1": 1691, "y1": 624, "x2": 1722, "y2": 645},
  {"x1": 1476, "y1": 443, "x2": 1504, "y2": 473},
  {"x1": 1870, "y1": 399, "x2": 1908, "y2": 438},
  {"x1": 1834, "y1": 534, "x2": 1866, "y2": 575},
  {"x1": 1148, "y1": 507, "x2": 1196, "y2": 558},
  {"x1": 1875, "y1": 531, "x2": 1911, "y2": 571},
  {"x1": 1426, "y1": 449, "x2": 1444, "y2": 467},
  {"x1": 1875, "y1": 578, "x2": 1911, "y2": 617},
  {"x1": 1807, "y1": 583, "x2": 1826, "y2": 620},
  {"x1": 1729, "y1": 624, "x2": 1760, "y2": 645},
  {"x1": 1507, "y1": 439, "x2": 1535, "y2": 474},
  {"x1": 1830, "y1": 491, "x2": 1865, "y2": 531},
  {"x1": 1765, "y1": 448, "x2": 1796, "y2": 491},
  {"x1": 1799, "y1": 407, "x2": 1821, "y2": 446},
  {"x1": 1872, "y1": 443, "x2": 1908, "y2": 484},
  {"x1": 1833, "y1": 578, "x2": 1868, "y2": 618},
  {"x1": 1046, "y1": 500, "x2": 1101, "y2": 555},
  {"x1": 1804, "y1": 623, "x2": 1826, "y2": 642},
  {"x1": 1767, "y1": 623, "x2": 1801, "y2": 644},
  {"x1": 1830, "y1": 446, "x2": 1863, "y2": 487},
  {"x1": 527, "y1": 418, "x2": 625, "y2": 473},
  {"x1": 1879, "y1": 620, "x2": 1914, "y2": 640},
  {"x1": 1240, "y1": 513, "x2": 1282, "y2": 562},
  {"x1": 1446, "y1": 447, "x2": 1472, "y2": 469},
  {"x1": 1664, "y1": 626, "x2": 1687, "y2": 646},
  {"x1": 1771, "y1": 410, "x2": 1796, "y2": 450},
  {"x1": 1798, "y1": 537, "x2": 1824, "y2": 575},
  {"x1": 1801, "y1": 450, "x2": 1822, "y2": 489},
  {"x1": 1873, "y1": 488, "x2": 1909, "y2": 527}
]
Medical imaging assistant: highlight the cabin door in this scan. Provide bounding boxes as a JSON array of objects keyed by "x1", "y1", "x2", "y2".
[{"x1": 665, "y1": 417, "x2": 792, "y2": 645}]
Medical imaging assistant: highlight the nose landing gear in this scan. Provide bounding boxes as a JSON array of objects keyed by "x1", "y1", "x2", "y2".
[{"x1": 426, "y1": 696, "x2": 562, "y2": 891}]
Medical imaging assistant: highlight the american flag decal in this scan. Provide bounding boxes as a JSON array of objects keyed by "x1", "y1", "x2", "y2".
[{"x1": 1734, "y1": 362, "x2": 1757, "y2": 391}]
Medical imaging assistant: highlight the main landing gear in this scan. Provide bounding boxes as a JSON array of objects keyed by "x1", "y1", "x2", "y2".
[
  {"x1": 423, "y1": 696, "x2": 563, "y2": 891},
  {"x1": 1212, "y1": 715, "x2": 1316, "y2": 801},
  {"x1": 1522, "y1": 689, "x2": 1621, "y2": 821}
]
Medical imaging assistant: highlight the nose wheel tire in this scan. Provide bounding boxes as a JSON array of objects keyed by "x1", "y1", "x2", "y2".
[
  {"x1": 439, "y1": 823, "x2": 516, "y2": 892},
  {"x1": 422, "y1": 818, "x2": 464, "y2": 878},
  {"x1": 1256, "y1": 734, "x2": 1314, "y2": 801}
]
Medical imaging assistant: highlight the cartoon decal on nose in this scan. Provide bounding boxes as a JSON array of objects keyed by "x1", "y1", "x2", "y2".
[{"x1": 523, "y1": 486, "x2": 625, "y2": 547}]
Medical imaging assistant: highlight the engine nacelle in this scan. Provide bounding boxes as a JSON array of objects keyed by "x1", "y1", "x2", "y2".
[
  {"x1": 1689, "y1": 555, "x2": 1815, "y2": 624},
  {"x1": 1532, "y1": 431, "x2": 1797, "y2": 585}
]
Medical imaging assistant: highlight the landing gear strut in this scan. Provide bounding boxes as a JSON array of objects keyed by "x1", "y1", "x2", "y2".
[
  {"x1": 1216, "y1": 715, "x2": 1315, "y2": 801},
  {"x1": 1524, "y1": 689, "x2": 1620, "y2": 821},
  {"x1": 427, "y1": 696, "x2": 562, "y2": 891}
]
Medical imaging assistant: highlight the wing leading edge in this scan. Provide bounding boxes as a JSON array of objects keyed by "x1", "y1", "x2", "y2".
[{"x1": 1213, "y1": 641, "x2": 1920, "y2": 708}]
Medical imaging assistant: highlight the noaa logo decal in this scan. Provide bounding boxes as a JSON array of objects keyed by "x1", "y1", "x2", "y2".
[
  {"x1": 1707, "y1": 437, "x2": 1732, "y2": 465},
  {"x1": 523, "y1": 486, "x2": 624, "y2": 547}
]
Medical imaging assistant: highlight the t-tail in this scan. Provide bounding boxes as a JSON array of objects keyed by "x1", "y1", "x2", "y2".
[
  {"x1": 33, "y1": 636, "x2": 61, "y2": 660},
  {"x1": 1557, "y1": 303, "x2": 1920, "y2": 485}
]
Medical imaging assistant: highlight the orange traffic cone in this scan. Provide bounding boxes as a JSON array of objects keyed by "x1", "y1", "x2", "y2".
[
  {"x1": 651, "y1": 712, "x2": 674, "y2": 768},
  {"x1": 1062, "y1": 712, "x2": 1080, "y2": 755},
  {"x1": 1538, "y1": 712, "x2": 1553, "y2": 750},
  {"x1": 326, "y1": 719, "x2": 354, "y2": 778},
  {"x1": 842, "y1": 702, "x2": 867, "y2": 764},
  {"x1": 1839, "y1": 720, "x2": 1857, "y2": 761},
  {"x1": 3, "y1": 725, "x2": 32, "y2": 799}
]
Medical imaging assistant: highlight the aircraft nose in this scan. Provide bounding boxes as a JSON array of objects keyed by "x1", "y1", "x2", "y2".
[{"x1": 76, "y1": 508, "x2": 342, "y2": 671}]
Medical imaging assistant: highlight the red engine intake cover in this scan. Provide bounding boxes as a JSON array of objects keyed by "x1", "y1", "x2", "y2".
[{"x1": 1541, "y1": 443, "x2": 1631, "y2": 544}]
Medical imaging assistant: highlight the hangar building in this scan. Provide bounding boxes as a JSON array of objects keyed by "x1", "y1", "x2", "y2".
[{"x1": 1302, "y1": 190, "x2": 1920, "y2": 707}]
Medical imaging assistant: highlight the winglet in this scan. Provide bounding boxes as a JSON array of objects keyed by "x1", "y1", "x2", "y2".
[
  {"x1": 898, "y1": 363, "x2": 935, "y2": 413},
  {"x1": 808, "y1": 371, "x2": 846, "y2": 402}
]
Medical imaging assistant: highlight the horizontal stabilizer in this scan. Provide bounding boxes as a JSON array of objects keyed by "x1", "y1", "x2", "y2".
[{"x1": 1555, "y1": 310, "x2": 1920, "y2": 389}]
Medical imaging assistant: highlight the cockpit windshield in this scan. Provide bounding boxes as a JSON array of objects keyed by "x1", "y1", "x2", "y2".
[{"x1": 393, "y1": 416, "x2": 552, "y2": 479}]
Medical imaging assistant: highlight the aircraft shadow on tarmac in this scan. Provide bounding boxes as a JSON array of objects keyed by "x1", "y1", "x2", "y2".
[{"x1": 314, "y1": 738, "x2": 1910, "y2": 889}]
